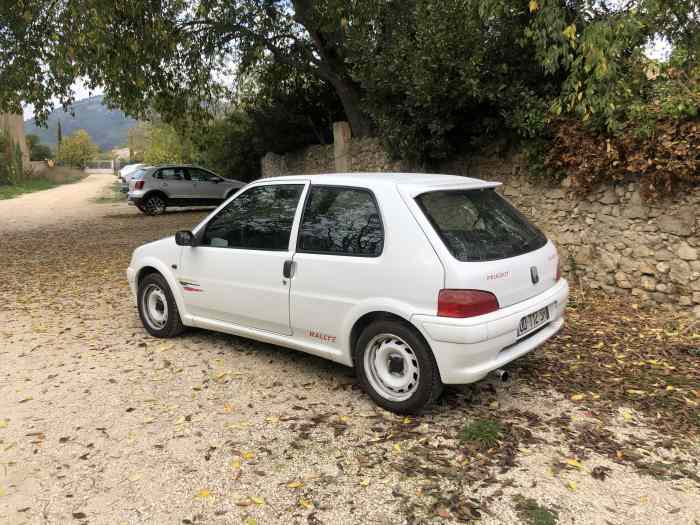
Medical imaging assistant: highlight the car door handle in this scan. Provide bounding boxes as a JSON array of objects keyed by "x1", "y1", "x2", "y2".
[{"x1": 282, "y1": 260, "x2": 294, "y2": 279}]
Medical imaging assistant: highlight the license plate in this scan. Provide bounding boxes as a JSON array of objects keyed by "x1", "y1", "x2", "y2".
[{"x1": 517, "y1": 305, "x2": 550, "y2": 337}]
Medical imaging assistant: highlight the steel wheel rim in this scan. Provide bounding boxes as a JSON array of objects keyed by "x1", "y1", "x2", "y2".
[
  {"x1": 146, "y1": 196, "x2": 165, "y2": 215},
  {"x1": 364, "y1": 333, "x2": 420, "y2": 402},
  {"x1": 142, "y1": 284, "x2": 168, "y2": 330}
]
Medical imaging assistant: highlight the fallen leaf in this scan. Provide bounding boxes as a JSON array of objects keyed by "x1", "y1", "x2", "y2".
[
  {"x1": 286, "y1": 481, "x2": 303, "y2": 489},
  {"x1": 299, "y1": 497, "x2": 313, "y2": 509},
  {"x1": 195, "y1": 489, "x2": 212, "y2": 499},
  {"x1": 230, "y1": 459, "x2": 241, "y2": 470},
  {"x1": 566, "y1": 481, "x2": 577, "y2": 491},
  {"x1": 242, "y1": 451, "x2": 255, "y2": 461},
  {"x1": 250, "y1": 496, "x2": 265, "y2": 506},
  {"x1": 566, "y1": 458, "x2": 583, "y2": 470},
  {"x1": 0, "y1": 420, "x2": 7, "y2": 429},
  {"x1": 571, "y1": 394, "x2": 585, "y2": 401}
]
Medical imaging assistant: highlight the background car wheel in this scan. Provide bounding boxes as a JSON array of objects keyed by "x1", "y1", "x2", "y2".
[
  {"x1": 143, "y1": 194, "x2": 167, "y2": 215},
  {"x1": 354, "y1": 320, "x2": 443, "y2": 414},
  {"x1": 137, "y1": 273, "x2": 185, "y2": 338}
]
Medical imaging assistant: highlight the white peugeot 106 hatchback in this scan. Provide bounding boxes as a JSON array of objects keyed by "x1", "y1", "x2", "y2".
[{"x1": 127, "y1": 173, "x2": 569, "y2": 413}]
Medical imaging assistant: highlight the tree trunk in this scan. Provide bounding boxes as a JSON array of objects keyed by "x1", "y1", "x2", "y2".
[{"x1": 328, "y1": 76, "x2": 372, "y2": 138}]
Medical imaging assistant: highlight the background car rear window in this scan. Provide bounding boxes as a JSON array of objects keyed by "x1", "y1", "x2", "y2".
[
  {"x1": 203, "y1": 184, "x2": 303, "y2": 250},
  {"x1": 299, "y1": 186, "x2": 383, "y2": 256},
  {"x1": 415, "y1": 188, "x2": 547, "y2": 261}
]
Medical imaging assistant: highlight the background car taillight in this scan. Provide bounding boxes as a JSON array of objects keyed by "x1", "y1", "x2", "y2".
[
  {"x1": 437, "y1": 289, "x2": 499, "y2": 318},
  {"x1": 134, "y1": 180, "x2": 144, "y2": 190}
]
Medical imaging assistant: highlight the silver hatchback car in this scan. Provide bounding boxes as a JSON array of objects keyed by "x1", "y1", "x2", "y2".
[{"x1": 127, "y1": 165, "x2": 245, "y2": 215}]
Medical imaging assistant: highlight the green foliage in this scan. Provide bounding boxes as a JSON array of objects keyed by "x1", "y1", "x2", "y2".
[
  {"x1": 2, "y1": 0, "x2": 699, "y2": 190},
  {"x1": 512, "y1": 495, "x2": 559, "y2": 525},
  {"x1": 140, "y1": 122, "x2": 193, "y2": 166},
  {"x1": 459, "y1": 419, "x2": 504, "y2": 448},
  {"x1": 56, "y1": 129, "x2": 99, "y2": 168},
  {"x1": 0, "y1": 129, "x2": 23, "y2": 184},
  {"x1": 27, "y1": 134, "x2": 53, "y2": 160},
  {"x1": 346, "y1": 0, "x2": 558, "y2": 164}
]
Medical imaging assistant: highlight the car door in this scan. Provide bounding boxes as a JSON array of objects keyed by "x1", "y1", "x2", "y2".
[
  {"x1": 178, "y1": 181, "x2": 307, "y2": 334},
  {"x1": 155, "y1": 167, "x2": 193, "y2": 199},
  {"x1": 289, "y1": 185, "x2": 385, "y2": 350},
  {"x1": 188, "y1": 168, "x2": 223, "y2": 201}
]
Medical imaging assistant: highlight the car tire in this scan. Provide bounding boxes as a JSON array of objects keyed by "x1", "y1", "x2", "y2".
[
  {"x1": 137, "y1": 273, "x2": 185, "y2": 338},
  {"x1": 143, "y1": 194, "x2": 167, "y2": 215},
  {"x1": 354, "y1": 320, "x2": 443, "y2": 414}
]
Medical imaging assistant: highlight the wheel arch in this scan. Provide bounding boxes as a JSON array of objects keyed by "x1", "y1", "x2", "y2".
[
  {"x1": 142, "y1": 189, "x2": 169, "y2": 202},
  {"x1": 348, "y1": 310, "x2": 433, "y2": 368},
  {"x1": 134, "y1": 259, "x2": 190, "y2": 325}
]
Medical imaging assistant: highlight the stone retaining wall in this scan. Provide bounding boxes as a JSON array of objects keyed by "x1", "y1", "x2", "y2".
[{"x1": 261, "y1": 137, "x2": 700, "y2": 316}]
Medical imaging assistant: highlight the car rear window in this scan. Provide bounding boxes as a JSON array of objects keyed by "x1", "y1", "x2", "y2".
[
  {"x1": 131, "y1": 169, "x2": 147, "y2": 181},
  {"x1": 415, "y1": 188, "x2": 547, "y2": 261}
]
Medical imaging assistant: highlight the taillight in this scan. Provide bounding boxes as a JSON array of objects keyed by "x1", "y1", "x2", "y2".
[
  {"x1": 134, "y1": 180, "x2": 144, "y2": 190},
  {"x1": 437, "y1": 289, "x2": 499, "y2": 318}
]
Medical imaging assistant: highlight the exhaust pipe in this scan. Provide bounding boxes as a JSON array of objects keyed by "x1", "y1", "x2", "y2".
[{"x1": 491, "y1": 368, "x2": 509, "y2": 383}]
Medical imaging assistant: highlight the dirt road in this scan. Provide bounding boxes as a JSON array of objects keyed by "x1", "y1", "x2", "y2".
[
  {"x1": 0, "y1": 177, "x2": 698, "y2": 525},
  {"x1": 0, "y1": 174, "x2": 138, "y2": 232}
]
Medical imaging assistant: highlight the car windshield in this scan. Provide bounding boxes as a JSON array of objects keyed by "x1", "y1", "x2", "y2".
[{"x1": 415, "y1": 188, "x2": 547, "y2": 261}]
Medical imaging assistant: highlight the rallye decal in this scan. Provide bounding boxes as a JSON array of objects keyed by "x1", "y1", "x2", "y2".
[{"x1": 307, "y1": 330, "x2": 336, "y2": 343}]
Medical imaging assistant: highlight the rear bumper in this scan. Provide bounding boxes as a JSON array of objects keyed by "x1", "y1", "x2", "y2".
[{"x1": 412, "y1": 279, "x2": 569, "y2": 384}]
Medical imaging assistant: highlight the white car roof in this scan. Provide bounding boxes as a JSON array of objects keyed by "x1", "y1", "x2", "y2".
[{"x1": 267, "y1": 172, "x2": 500, "y2": 195}]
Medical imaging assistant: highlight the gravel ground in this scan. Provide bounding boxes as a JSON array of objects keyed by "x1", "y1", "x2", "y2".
[{"x1": 1, "y1": 176, "x2": 698, "y2": 524}]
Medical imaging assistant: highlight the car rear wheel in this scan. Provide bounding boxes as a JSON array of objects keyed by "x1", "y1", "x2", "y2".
[
  {"x1": 137, "y1": 273, "x2": 185, "y2": 338},
  {"x1": 143, "y1": 194, "x2": 167, "y2": 215},
  {"x1": 355, "y1": 320, "x2": 443, "y2": 414}
]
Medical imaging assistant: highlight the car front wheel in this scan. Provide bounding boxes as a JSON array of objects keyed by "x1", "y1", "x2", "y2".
[
  {"x1": 355, "y1": 320, "x2": 443, "y2": 414},
  {"x1": 137, "y1": 273, "x2": 185, "y2": 338},
  {"x1": 143, "y1": 194, "x2": 167, "y2": 215}
]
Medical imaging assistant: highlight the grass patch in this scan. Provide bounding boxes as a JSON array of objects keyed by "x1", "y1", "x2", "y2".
[
  {"x1": 513, "y1": 495, "x2": 558, "y2": 525},
  {"x1": 459, "y1": 419, "x2": 504, "y2": 447},
  {"x1": 94, "y1": 180, "x2": 126, "y2": 203},
  {"x1": 0, "y1": 174, "x2": 84, "y2": 200}
]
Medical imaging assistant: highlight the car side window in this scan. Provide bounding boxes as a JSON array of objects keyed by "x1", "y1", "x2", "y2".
[
  {"x1": 189, "y1": 168, "x2": 216, "y2": 182},
  {"x1": 298, "y1": 186, "x2": 384, "y2": 257},
  {"x1": 157, "y1": 168, "x2": 187, "y2": 181},
  {"x1": 203, "y1": 184, "x2": 304, "y2": 250}
]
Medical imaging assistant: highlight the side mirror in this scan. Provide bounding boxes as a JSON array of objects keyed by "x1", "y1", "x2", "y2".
[{"x1": 175, "y1": 230, "x2": 197, "y2": 246}]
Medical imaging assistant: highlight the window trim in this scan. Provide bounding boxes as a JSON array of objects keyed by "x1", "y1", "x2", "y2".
[
  {"x1": 198, "y1": 182, "x2": 306, "y2": 252},
  {"x1": 295, "y1": 184, "x2": 385, "y2": 258}
]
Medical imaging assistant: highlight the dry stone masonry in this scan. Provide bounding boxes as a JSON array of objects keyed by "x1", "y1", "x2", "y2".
[{"x1": 261, "y1": 133, "x2": 700, "y2": 316}]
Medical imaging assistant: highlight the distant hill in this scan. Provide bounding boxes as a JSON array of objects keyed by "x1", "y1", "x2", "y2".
[{"x1": 24, "y1": 95, "x2": 138, "y2": 151}]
